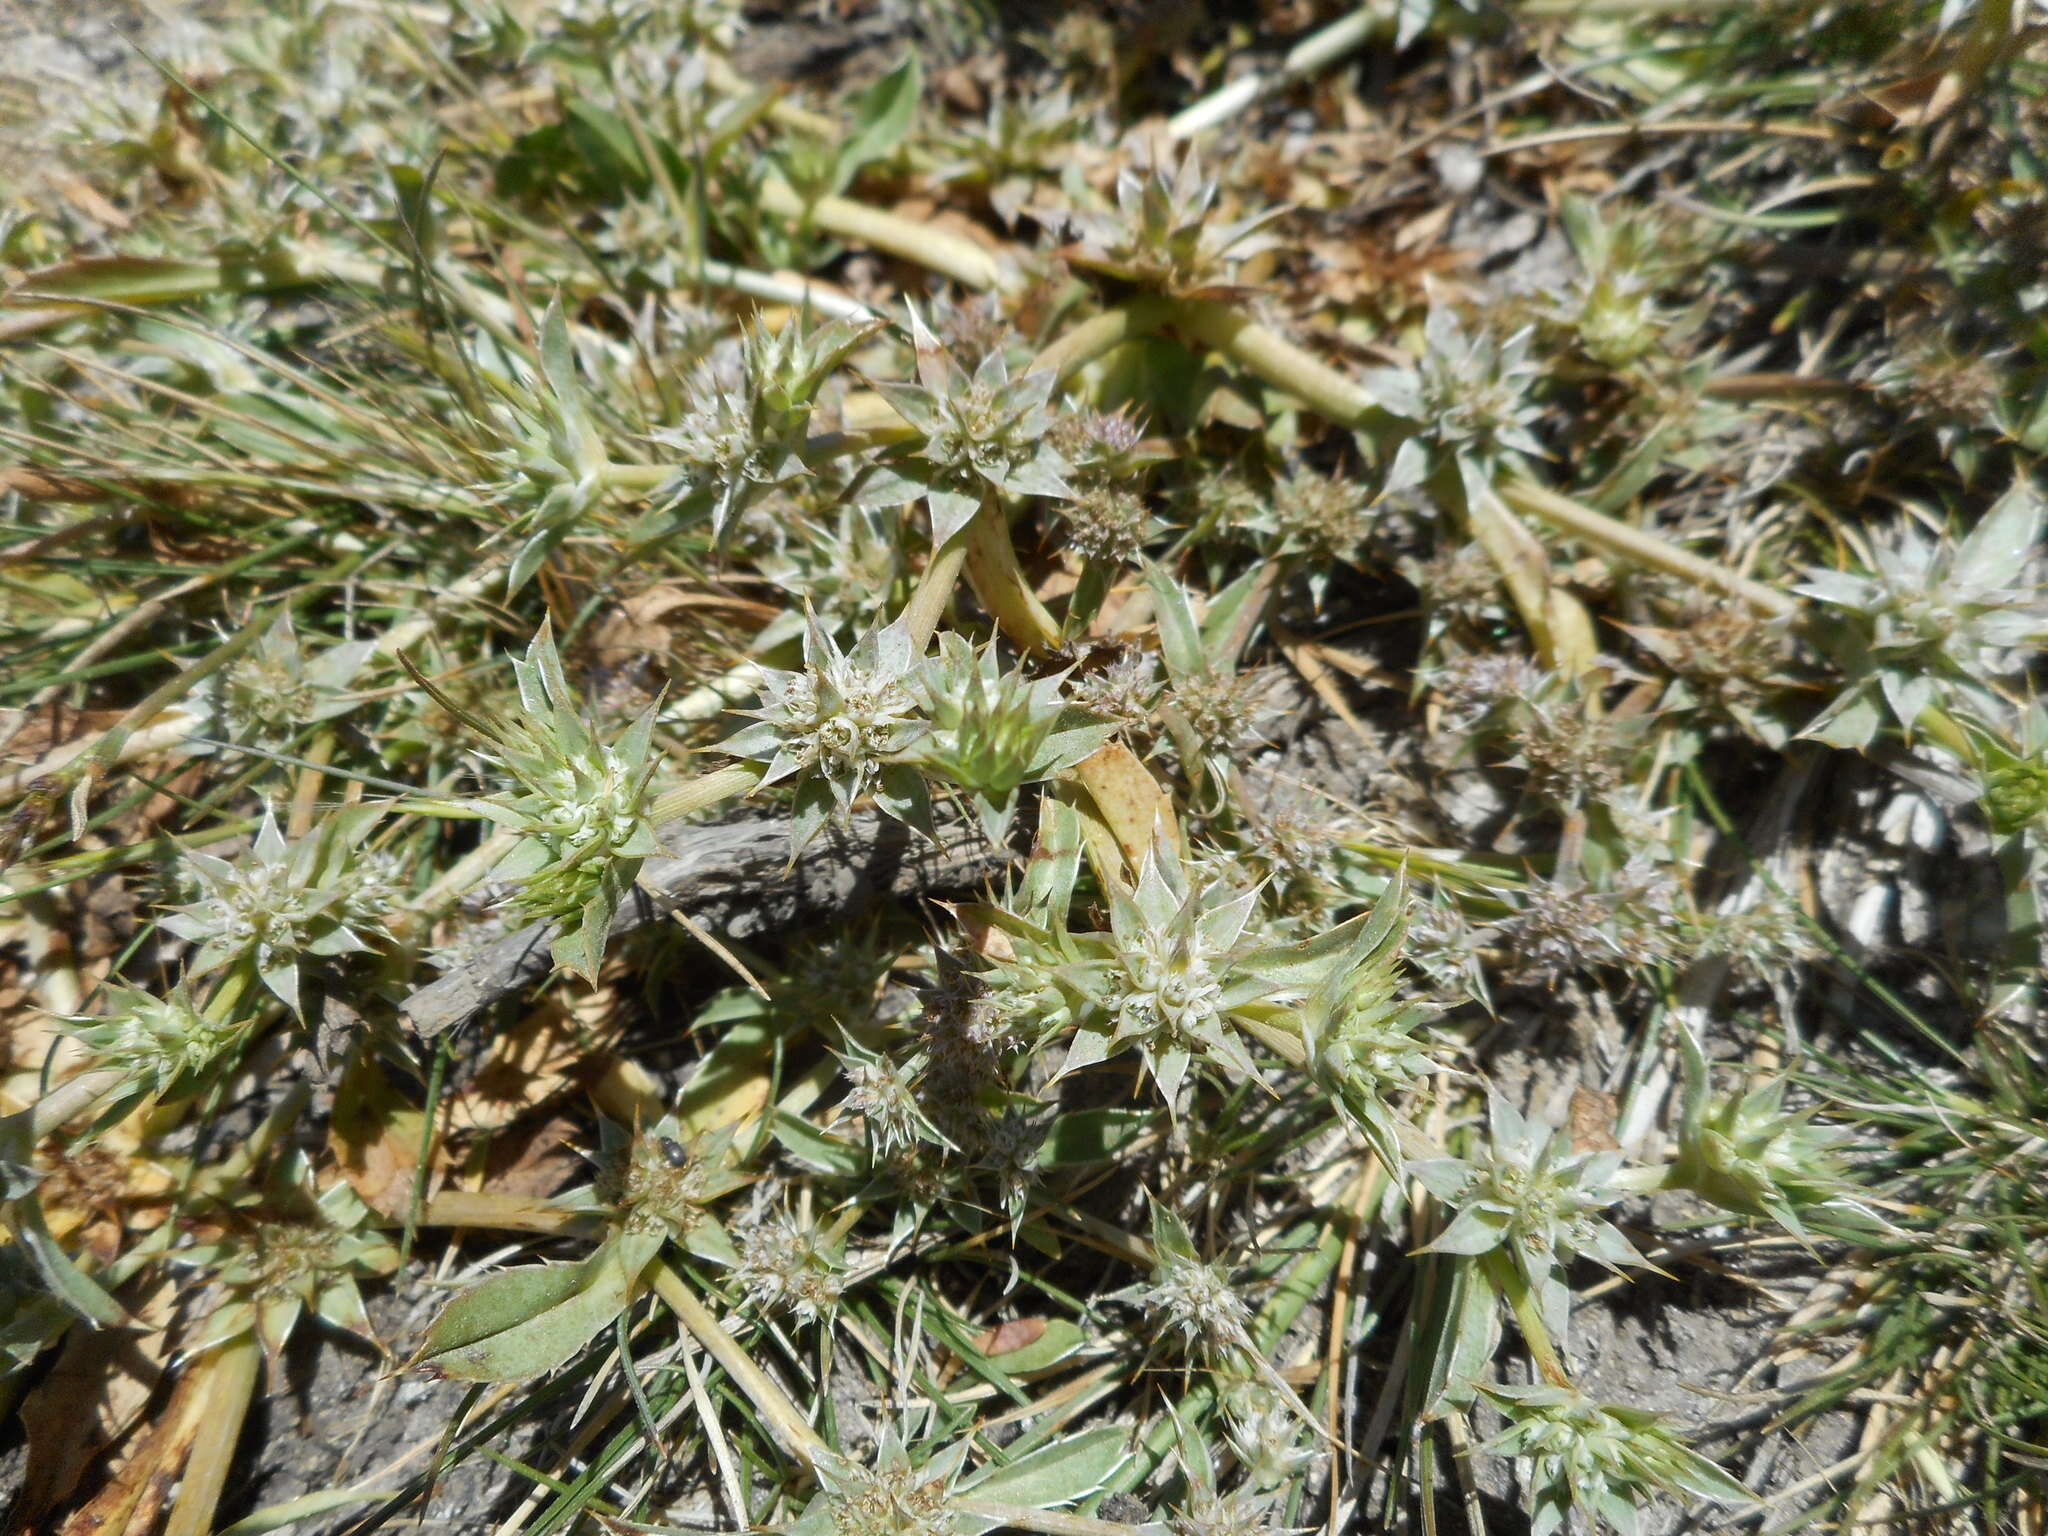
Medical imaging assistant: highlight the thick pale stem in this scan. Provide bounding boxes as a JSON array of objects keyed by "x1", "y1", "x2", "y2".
[
  {"x1": 650, "y1": 1261, "x2": 829, "y2": 1467},
  {"x1": 1484, "y1": 1252, "x2": 1572, "y2": 1388},
  {"x1": 1025, "y1": 296, "x2": 1172, "y2": 384},
  {"x1": 965, "y1": 507, "x2": 1061, "y2": 654},
  {"x1": 648, "y1": 762, "x2": 764, "y2": 828},
  {"x1": 1500, "y1": 477, "x2": 1798, "y2": 620},
  {"x1": 21, "y1": 1068, "x2": 124, "y2": 1140},
  {"x1": 757, "y1": 178, "x2": 1002, "y2": 292},
  {"x1": 1463, "y1": 478, "x2": 1599, "y2": 678},
  {"x1": 900, "y1": 532, "x2": 971, "y2": 653},
  {"x1": 162, "y1": 1332, "x2": 263, "y2": 1536},
  {"x1": 1167, "y1": 3, "x2": 1391, "y2": 139},
  {"x1": 1168, "y1": 298, "x2": 1400, "y2": 437}
]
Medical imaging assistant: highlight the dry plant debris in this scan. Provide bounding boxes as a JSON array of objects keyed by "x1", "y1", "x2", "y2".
[{"x1": 2, "y1": 2, "x2": 2046, "y2": 1534}]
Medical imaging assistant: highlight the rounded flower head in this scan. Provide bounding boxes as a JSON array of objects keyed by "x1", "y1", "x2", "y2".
[
  {"x1": 64, "y1": 982, "x2": 248, "y2": 1113},
  {"x1": 1136, "y1": 1204, "x2": 1254, "y2": 1361},
  {"x1": 1065, "y1": 143, "x2": 1284, "y2": 298},
  {"x1": 1057, "y1": 851, "x2": 1273, "y2": 1106},
  {"x1": 1413, "y1": 1094, "x2": 1647, "y2": 1333},
  {"x1": 1482, "y1": 1383, "x2": 1752, "y2": 1536},
  {"x1": 462, "y1": 621, "x2": 660, "y2": 981},
  {"x1": 723, "y1": 613, "x2": 931, "y2": 855},
  {"x1": 859, "y1": 309, "x2": 1073, "y2": 548},
  {"x1": 163, "y1": 805, "x2": 386, "y2": 1012}
]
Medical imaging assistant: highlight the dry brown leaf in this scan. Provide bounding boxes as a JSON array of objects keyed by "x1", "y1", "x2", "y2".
[
  {"x1": 1271, "y1": 620, "x2": 1374, "y2": 748},
  {"x1": 971, "y1": 1317, "x2": 1047, "y2": 1357},
  {"x1": 472, "y1": 1110, "x2": 587, "y2": 1200},
  {"x1": 55, "y1": 1342, "x2": 214, "y2": 1536},
  {"x1": 18, "y1": 1276, "x2": 176, "y2": 1525},
  {"x1": 446, "y1": 998, "x2": 605, "y2": 1134},
  {"x1": 1072, "y1": 741, "x2": 1179, "y2": 874},
  {"x1": 0, "y1": 705, "x2": 129, "y2": 764},
  {"x1": 1569, "y1": 1085, "x2": 1621, "y2": 1154},
  {"x1": 329, "y1": 1045, "x2": 437, "y2": 1218}
]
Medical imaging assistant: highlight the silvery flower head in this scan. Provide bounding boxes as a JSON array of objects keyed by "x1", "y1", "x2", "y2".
[
  {"x1": 1412, "y1": 1093, "x2": 1647, "y2": 1335},
  {"x1": 722, "y1": 613, "x2": 931, "y2": 856},
  {"x1": 63, "y1": 982, "x2": 248, "y2": 1115},
  {"x1": 163, "y1": 805, "x2": 386, "y2": 1012},
  {"x1": 222, "y1": 610, "x2": 373, "y2": 749},
  {"x1": 860, "y1": 308, "x2": 1074, "y2": 548},
  {"x1": 1480, "y1": 1383, "x2": 1753, "y2": 1536},
  {"x1": 1134, "y1": 1203, "x2": 1254, "y2": 1361},
  {"x1": 656, "y1": 314, "x2": 876, "y2": 537},
  {"x1": 792, "y1": 1424, "x2": 981, "y2": 1536},
  {"x1": 1065, "y1": 142, "x2": 1284, "y2": 298},
  {"x1": 1797, "y1": 479, "x2": 2048, "y2": 747},
  {"x1": 1058, "y1": 850, "x2": 1274, "y2": 1106},
  {"x1": 469, "y1": 621, "x2": 660, "y2": 981}
]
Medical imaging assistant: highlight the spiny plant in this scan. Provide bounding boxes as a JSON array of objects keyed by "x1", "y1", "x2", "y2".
[{"x1": 2, "y1": 2, "x2": 2045, "y2": 1535}]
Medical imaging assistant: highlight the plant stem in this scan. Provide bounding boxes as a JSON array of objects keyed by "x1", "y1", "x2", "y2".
[
  {"x1": 1026, "y1": 296, "x2": 1172, "y2": 384},
  {"x1": 900, "y1": 528, "x2": 972, "y2": 653},
  {"x1": 965, "y1": 505, "x2": 1061, "y2": 654},
  {"x1": 757, "y1": 178, "x2": 1002, "y2": 291},
  {"x1": 1483, "y1": 1252, "x2": 1572, "y2": 1388},
  {"x1": 1499, "y1": 477, "x2": 1798, "y2": 619},
  {"x1": 22, "y1": 1068, "x2": 125, "y2": 1140},
  {"x1": 647, "y1": 762, "x2": 764, "y2": 828},
  {"x1": 649, "y1": 1260, "x2": 830, "y2": 1468},
  {"x1": 1167, "y1": 3, "x2": 1391, "y2": 139},
  {"x1": 162, "y1": 1331, "x2": 263, "y2": 1536},
  {"x1": 1168, "y1": 298, "x2": 1402, "y2": 439}
]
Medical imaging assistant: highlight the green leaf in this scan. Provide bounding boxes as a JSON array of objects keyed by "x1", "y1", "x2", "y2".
[
  {"x1": 1145, "y1": 562, "x2": 1211, "y2": 682},
  {"x1": 4, "y1": 1193, "x2": 129, "y2": 1327},
  {"x1": 976, "y1": 1317, "x2": 1086, "y2": 1376},
  {"x1": 962, "y1": 1426, "x2": 1129, "y2": 1506},
  {"x1": 770, "y1": 1108, "x2": 866, "y2": 1177},
  {"x1": 564, "y1": 101, "x2": 652, "y2": 197},
  {"x1": 832, "y1": 54, "x2": 921, "y2": 194},
  {"x1": 416, "y1": 1231, "x2": 661, "y2": 1382},
  {"x1": 1035, "y1": 1107, "x2": 1154, "y2": 1166},
  {"x1": 1198, "y1": 565, "x2": 1264, "y2": 662}
]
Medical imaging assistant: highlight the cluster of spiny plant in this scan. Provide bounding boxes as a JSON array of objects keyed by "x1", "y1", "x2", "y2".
[{"x1": 2, "y1": 1, "x2": 2045, "y2": 1534}]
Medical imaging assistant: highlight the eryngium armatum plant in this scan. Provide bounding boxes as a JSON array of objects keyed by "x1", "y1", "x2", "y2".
[
  {"x1": 1797, "y1": 477, "x2": 2048, "y2": 749},
  {"x1": 1381, "y1": 305, "x2": 1548, "y2": 497},
  {"x1": 723, "y1": 612, "x2": 931, "y2": 856},
  {"x1": 176, "y1": 1148, "x2": 400, "y2": 1375},
  {"x1": 62, "y1": 983, "x2": 250, "y2": 1122},
  {"x1": 1057, "y1": 850, "x2": 1273, "y2": 1104},
  {"x1": 1975, "y1": 700, "x2": 2048, "y2": 838},
  {"x1": 464, "y1": 621, "x2": 661, "y2": 982},
  {"x1": 655, "y1": 314, "x2": 876, "y2": 537},
  {"x1": 165, "y1": 804, "x2": 391, "y2": 1012},
  {"x1": 1134, "y1": 1202, "x2": 1255, "y2": 1361},
  {"x1": 1480, "y1": 1383, "x2": 1753, "y2": 1536},
  {"x1": 733, "y1": 1208, "x2": 845, "y2": 1324},
  {"x1": 909, "y1": 634, "x2": 1115, "y2": 836},
  {"x1": 221, "y1": 609, "x2": 374, "y2": 749},
  {"x1": 859, "y1": 308, "x2": 1073, "y2": 547},
  {"x1": 1413, "y1": 1093, "x2": 1647, "y2": 1336},
  {"x1": 1297, "y1": 879, "x2": 1439, "y2": 1171},
  {"x1": 481, "y1": 301, "x2": 613, "y2": 593},
  {"x1": 794, "y1": 1426, "x2": 982, "y2": 1536},
  {"x1": 980, "y1": 830, "x2": 1413, "y2": 1113},
  {"x1": 1063, "y1": 142, "x2": 1284, "y2": 298},
  {"x1": 1670, "y1": 1025, "x2": 1867, "y2": 1243}
]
